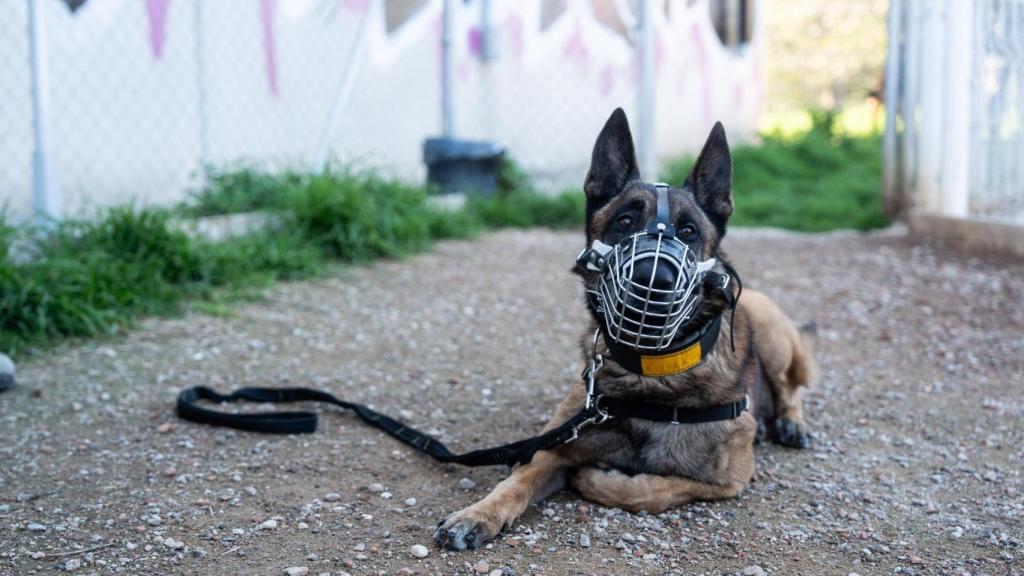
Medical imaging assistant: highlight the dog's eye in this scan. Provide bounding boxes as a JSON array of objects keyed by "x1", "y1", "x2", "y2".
[
  {"x1": 616, "y1": 214, "x2": 634, "y2": 228},
  {"x1": 678, "y1": 224, "x2": 696, "y2": 239}
]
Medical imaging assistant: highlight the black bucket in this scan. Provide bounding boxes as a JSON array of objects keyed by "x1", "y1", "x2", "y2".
[{"x1": 423, "y1": 137, "x2": 505, "y2": 196}]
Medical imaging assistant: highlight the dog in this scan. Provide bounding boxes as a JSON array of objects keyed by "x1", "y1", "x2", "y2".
[{"x1": 434, "y1": 108, "x2": 815, "y2": 551}]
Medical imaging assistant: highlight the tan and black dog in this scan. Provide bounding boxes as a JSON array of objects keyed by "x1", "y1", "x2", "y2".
[{"x1": 435, "y1": 108, "x2": 815, "y2": 551}]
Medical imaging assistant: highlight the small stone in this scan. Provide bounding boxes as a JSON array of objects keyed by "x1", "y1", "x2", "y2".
[
  {"x1": 489, "y1": 571, "x2": 504, "y2": 576},
  {"x1": 191, "y1": 548, "x2": 208, "y2": 559},
  {"x1": 458, "y1": 478, "x2": 476, "y2": 490},
  {"x1": 258, "y1": 519, "x2": 278, "y2": 530},
  {"x1": 306, "y1": 553, "x2": 319, "y2": 561},
  {"x1": 380, "y1": 491, "x2": 392, "y2": 499},
  {"x1": 30, "y1": 551, "x2": 45, "y2": 559},
  {"x1": 284, "y1": 568, "x2": 309, "y2": 576},
  {"x1": 163, "y1": 537, "x2": 185, "y2": 550},
  {"x1": 156, "y1": 423, "x2": 174, "y2": 434},
  {"x1": 232, "y1": 528, "x2": 246, "y2": 535},
  {"x1": 353, "y1": 543, "x2": 365, "y2": 551},
  {"x1": 64, "y1": 558, "x2": 82, "y2": 572},
  {"x1": 297, "y1": 522, "x2": 309, "y2": 530},
  {"x1": 473, "y1": 560, "x2": 490, "y2": 574},
  {"x1": 367, "y1": 483, "x2": 385, "y2": 493},
  {"x1": 324, "y1": 492, "x2": 341, "y2": 502},
  {"x1": 579, "y1": 533, "x2": 591, "y2": 548},
  {"x1": 162, "y1": 466, "x2": 177, "y2": 477},
  {"x1": 410, "y1": 544, "x2": 429, "y2": 558},
  {"x1": 949, "y1": 526, "x2": 964, "y2": 539},
  {"x1": 743, "y1": 566, "x2": 767, "y2": 576},
  {"x1": 403, "y1": 497, "x2": 417, "y2": 506},
  {"x1": 26, "y1": 523, "x2": 46, "y2": 532}
]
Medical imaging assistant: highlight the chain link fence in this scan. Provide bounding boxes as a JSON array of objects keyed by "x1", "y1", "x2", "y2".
[{"x1": 1, "y1": 0, "x2": 763, "y2": 221}]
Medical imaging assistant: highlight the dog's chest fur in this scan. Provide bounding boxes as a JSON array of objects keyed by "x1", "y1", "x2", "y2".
[{"x1": 577, "y1": 417, "x2": 740, "y2": 483}]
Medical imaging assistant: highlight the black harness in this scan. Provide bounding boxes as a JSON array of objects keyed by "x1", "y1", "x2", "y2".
[{"x1": 176, "y1": 186, "x2": 748, "y2": 467}]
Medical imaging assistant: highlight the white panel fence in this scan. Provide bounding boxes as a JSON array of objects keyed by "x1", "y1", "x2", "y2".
[{"x1": 885, "y1": 0, "x2": 1024, "y2": 228}]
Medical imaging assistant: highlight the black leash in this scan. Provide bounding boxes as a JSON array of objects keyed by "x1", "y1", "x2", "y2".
[{"x1": 176, "y1": 385, "x2": 747, "y2": 468}]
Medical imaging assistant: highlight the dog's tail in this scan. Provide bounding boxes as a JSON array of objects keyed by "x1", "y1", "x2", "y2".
[{"x1": 787, "y1": 321, "x2": 818, "y2": 388}]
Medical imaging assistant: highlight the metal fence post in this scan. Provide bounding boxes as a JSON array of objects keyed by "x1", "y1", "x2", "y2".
[
  {"x1": 636, "y1": 0, "x2": 656, "y2": 180},
  {"x1": 883, "y1": 0, "x2": 903, "y2": 218},
  {"x1": 27, "y1": 0, "x2": 60, "y2": 220},
  {"x1": 940, "y1": 0, "x2": 971, "y2": 218},
  {"x1": 441, "y1": 0, "x2": 455, "y2": 138},
  {"x1": 194, "y1": 0, "x2": 210, "y2": 168}
]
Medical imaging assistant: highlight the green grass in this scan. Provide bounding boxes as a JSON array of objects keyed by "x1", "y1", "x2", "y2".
[
  {"x1": 0, "y1": 165, "x2": 582, "y2": 356},
  {"x1": 662, "y1": 112, "x2": 888, "y2": 231}
]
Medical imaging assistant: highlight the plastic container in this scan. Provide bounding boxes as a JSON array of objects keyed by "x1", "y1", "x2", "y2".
[{"x1": 423, "y1": 137, "x2": 505, "y2": 196}]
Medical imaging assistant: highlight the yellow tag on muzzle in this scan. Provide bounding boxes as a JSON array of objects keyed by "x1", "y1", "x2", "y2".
[{"x1": 639, "y1": 342, "x2": 702, "y2": 376}]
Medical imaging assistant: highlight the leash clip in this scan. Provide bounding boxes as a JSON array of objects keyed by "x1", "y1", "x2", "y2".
[{"x1": 566, "y1": 395, "x2": 611, "y2": 443}]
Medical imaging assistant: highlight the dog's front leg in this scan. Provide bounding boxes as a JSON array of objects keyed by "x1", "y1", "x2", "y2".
[
  {"x1": 434, "y1": 385, "x2": 587, "y2": 550},
  {"x1": 433, "y1": 450, "x2": 570, "y2": 550}
]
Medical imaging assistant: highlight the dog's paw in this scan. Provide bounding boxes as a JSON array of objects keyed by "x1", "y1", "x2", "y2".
[
  {"x1": 773, "y1": 417, "x2": 811, "y2": 449},
  {"x1": 433, "y1": 508, "x2": 501, "y2": 551},
  {"x1": 754, "y1": 415, "x2": 770, "y2": 444}
]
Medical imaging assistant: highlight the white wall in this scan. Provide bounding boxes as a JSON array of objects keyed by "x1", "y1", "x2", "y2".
[{"x1": 0, "y1": 0, "x2": 764, "y2": 220}]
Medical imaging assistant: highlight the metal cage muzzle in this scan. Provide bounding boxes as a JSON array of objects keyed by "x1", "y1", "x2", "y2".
[{"x1": 579, "y1": 230, "x2": 716, "y2": 352}]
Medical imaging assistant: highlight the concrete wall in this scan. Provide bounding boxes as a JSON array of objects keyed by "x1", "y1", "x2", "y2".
[{"x1": 0, "y1": 0, "x2": 764, "y2": 220}]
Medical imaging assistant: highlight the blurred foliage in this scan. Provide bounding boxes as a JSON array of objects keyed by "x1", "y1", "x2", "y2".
[
  {"x1": 662, "y1": 111, "x2": 888, "y2": 231},
  {"x1": 764, "y1": 0, "x2": 888, "y2": 113}
]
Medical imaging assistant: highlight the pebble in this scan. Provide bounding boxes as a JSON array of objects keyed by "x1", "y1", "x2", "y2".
[
  {"x1": 488, "y1": 571, "x2": 503, "y2": 576},
  {"x1": 163, "y1": 537, "x2": 185, "y2": 550},
  {"x1": 258, "y1": 519, "x2": 279, "y2": 530},
  {"x1": 473, "y1": 560, "x2": 490, "y2": 573},
  {"x1": 324, "y1": 492, "x2": 341, "y2": 502},
  {"x1": 367, "y1": 483, "x2": 385, "y2": 493},
  {"x1": 410, "y1": 544, "x2": 429, "y2": 558},
  {"x1": 403, "y1": 497, "x2": 417, "y2": 506},
  {"x1": 64, "y1": 558, "x2": 82, "y2": 572},
  {"x1": 579, "y1": 533, "x2": 591, "y2": 548},
  {"x1": 283, "y1": 568, "x2": 309, "y2": 576},
  {"x1": 26, "y1": 523, "x2": 46, "y2": 532},
  {"x1": 458, "y1": 478, "x2": 476, "y2": 490},
  {"x1": 743, "y1": 566, "x2": 767, "y2": 576},
  {"x1": 156, "y1": 422, "x2": 174, "y2": 434}
]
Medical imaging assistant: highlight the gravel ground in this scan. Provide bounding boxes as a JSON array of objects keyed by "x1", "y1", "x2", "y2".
[{"x1": 1, "y1": 228, "x2": 1022, "y2": 576}]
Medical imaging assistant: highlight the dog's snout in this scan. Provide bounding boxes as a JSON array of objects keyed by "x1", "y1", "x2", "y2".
[{"x1": 630, "y1": 258, "x2": 678, "y2": 292}]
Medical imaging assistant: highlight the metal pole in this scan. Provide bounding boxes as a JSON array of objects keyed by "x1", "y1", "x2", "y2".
[
  {"x1": 882, "y1": 0, "x2": 903, "y2": 217},
  {"x1": 940, "y1": 0, "x2": 971, "y2": 217},
  {"x1": 27, "y1": 0, "x2": 60, "y2": 220},
  {"x1": 441, "y1": 0, "x2": 455, "y2": 138},
  {"x1": 311, "y1": 0, "x2": 380, "y2": 172},
  {"x1": 194, "y1": 0, "x2": 210, "y2": 168},
  {"x1": 636, "y1": 0, "x2": 656, "y2": 180}
]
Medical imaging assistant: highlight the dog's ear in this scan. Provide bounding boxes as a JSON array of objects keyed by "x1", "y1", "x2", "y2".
[
  {"x1": 584, "y1": 108, "x2": 640, "y2": 210},
  {"x1": 685, "y1": 122, "x2": 733, "y2": 234}
]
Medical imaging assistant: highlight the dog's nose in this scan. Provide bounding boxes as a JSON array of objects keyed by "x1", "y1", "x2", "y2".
[{"x1": 629, "y1": 258, "x2": 679, "y2": 292}]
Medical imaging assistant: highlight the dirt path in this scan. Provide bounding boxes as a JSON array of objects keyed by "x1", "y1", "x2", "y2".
[{"x1": 1, "y1": 229, "x2": 1022, "y2": 576}]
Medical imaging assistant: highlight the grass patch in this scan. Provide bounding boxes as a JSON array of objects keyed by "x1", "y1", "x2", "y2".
[
  {"x1": 2, "y1": 165, "x2": 582, "y2": 356},
  {"x1": 662, "y1": 112, "x2": 887, "y2": 232}
]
